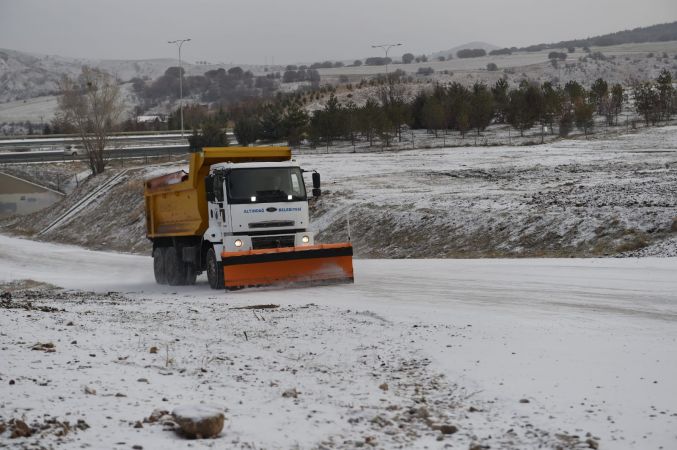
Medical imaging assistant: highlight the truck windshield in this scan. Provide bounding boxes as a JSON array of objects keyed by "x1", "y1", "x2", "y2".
[{"x1": 227, "y1": 167, "x2": 307, "y2": 204}]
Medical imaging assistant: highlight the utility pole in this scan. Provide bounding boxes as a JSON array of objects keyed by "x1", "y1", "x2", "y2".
[
  {"x1": 168, "y1": 38, "x2": 191, "y2": 136},
  {"x1": 371, "y1": 43, "x2": 402, "y2": 82}
]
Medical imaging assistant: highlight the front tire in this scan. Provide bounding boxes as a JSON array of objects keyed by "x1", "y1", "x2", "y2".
[{"x1": 206, "y1": 248, "x2": 224, "y2": 290}]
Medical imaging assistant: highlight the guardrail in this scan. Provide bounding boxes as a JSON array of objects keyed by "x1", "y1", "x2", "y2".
[{"x1": 0, "y1": 134, "x2": 190, "y2": 151}]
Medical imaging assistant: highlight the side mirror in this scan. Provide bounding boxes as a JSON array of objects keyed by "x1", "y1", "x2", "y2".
[{"x1": 312, "y1": 172, "x2": 321, "y2": 197}]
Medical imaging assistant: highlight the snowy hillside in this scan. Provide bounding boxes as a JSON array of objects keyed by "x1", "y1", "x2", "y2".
[
  {"x1": 0, "y1": 48, "x2": 257, "y2": 104},
  {"x1": 429, "y1": 41, "x2": 501, "y2": 60},
  {"x1": 4, "y1": 124, "x2": 675, "y2": 258},
  {"x1": 1, "y1": 235, "x2": 676, "y2": 449},
  {"x1": 308, "y1": 125, "x2": 677, "y2": 258}
]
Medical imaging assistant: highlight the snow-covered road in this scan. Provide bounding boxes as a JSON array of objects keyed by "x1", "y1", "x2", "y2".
[{"x1": 1, "y1": 234, "x2": 676, "y2": 449}]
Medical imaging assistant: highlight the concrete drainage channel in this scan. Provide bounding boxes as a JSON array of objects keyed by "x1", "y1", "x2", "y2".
[{"x1": 38, "y1": 169, "x2": 129, "y2": 236}]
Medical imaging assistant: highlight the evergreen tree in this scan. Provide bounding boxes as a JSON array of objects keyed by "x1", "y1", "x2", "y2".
[
  {"x1": 444, "y1": 82, "x2": 471, "y2": 133},
  {"x1": 491, "y1": 78, "x2": 510, "y2": 123},
  {"x1": 379, "y1": 83, "x2": 409, "y2": 142},
  {"x1": 559, "y1": 111, "x2": 574, "y2": 137},
  {"x1": 188, "y1": 121, "x2": 229, "y2": 151},
  {"x1": 469, "y1": 82, "x2": 494, "y2": 135},
  {"x1": 259, "y1": 104, "x2": 285, "y2": 140},
  {"x1": 633, "y1": 82, "x2": 660, "y2": 125},
  {"x1": 234, "y1": 115, "x2": 261, "y2": 146},
  {"x1": 322, "y1": 94, "x2": 345, "y2": 143},
  {"x1": 410, "y1": 92, "x2": 428, "y2": 129},
  {"x1": 457, "y1": 110, "x2": 470, "y2": 138},
  {"x1": 590, "y1": 78, "x2": 609, "y2": 113},
  {"x1": 506, "y1": 83, "x2": 543, "y2": 136},
  {"x1": 610, "y1": 84, "x2": 624, "y2": 125},
  {"x1": 344, "y1": 100, "x2": 359, "y2": 146},
  {"x1": 564, "y1": 80, "x2": 585, "y2": 102},
  {"x1": 421, "y1": 96, "x2": 446, "y2": 136},
  {"x1": 359, "y1": 98, "x2": 381, "y2": 146},
  {"x1": 282, "y1": 101, "x2": 309, "y2": 146},
  {"x1": 656, "y1": 69, "x2": 674, "y2": 121},
  {"x1": 573, "y1": 98, "x2": 595, "y2": 137},
  {"x1": 542, "y1": 82, "x2": 563, "y2": 134}
]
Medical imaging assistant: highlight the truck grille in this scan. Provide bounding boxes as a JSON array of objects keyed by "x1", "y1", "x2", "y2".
[
  {"x1": 251, "y1": 235, "x2": 295, "y2": 250},
  {"x1": 249, "y1": 220, "x2": 295, "y2": 229}
]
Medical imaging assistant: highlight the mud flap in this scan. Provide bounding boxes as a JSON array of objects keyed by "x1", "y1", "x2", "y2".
[{"x1": 221, "y1": 243, "x2": 354, "y2": 290}]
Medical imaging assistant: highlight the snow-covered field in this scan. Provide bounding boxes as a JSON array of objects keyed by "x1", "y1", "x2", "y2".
[
  {"x1": 303, "y1": 125, "x2": 677, "y2": 258},
  {"x1": 2, "y1": 124, "x2": 676, "y2": 259},
  {"x1": 1, "y1": 234, "x2": 676, "y2": 449}
]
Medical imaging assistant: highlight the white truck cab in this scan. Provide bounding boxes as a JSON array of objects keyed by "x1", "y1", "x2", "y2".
[{"x1": 204, "y1": 161, "x2": 318, "y2": 257}]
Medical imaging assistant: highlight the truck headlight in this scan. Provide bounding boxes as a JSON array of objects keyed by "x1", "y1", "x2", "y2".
[
  {"x1": 234, "y1": 239, "x2": 243, "y2": 247},
  {"x1": 302, "y1": 235, "x2": 310, "y2": 244}
]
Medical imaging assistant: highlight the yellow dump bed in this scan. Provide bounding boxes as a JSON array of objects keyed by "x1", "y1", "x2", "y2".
[{"x1": 144, "y1": 147, "x2": 291, "y2": 238}]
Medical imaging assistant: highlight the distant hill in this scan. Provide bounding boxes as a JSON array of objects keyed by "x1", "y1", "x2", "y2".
[
  {"x1": 430, "y1": 42, "x2": 500, "y2": 60},
  {"x1": 519, "y1": 21, "x2": 677, "y2": 51},
  {"x1": 0, "y1": 49, "x2": 182, "y2": 103},
  {"x1": 0, "y1": 48, "x2": 260, "y2": 104}
]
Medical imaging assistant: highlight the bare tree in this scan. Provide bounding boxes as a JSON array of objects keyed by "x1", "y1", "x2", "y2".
[{"x1": 58, "y1": 67, "x2": 123, "y2": 175}]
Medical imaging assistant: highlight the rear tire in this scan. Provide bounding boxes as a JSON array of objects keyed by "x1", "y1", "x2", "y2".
[
  {"x1": 206, "y1": 248, "x2": 224, "y2": 290},
  {"x1": 153, "y1": 247, "x2": 167, "y2": 285},
  {"x1": 182, "y1": 263, "x2": 197, "y2": 285},
  {"x1": 164, "y1": 247, "x2": 183, "y2": 286}
]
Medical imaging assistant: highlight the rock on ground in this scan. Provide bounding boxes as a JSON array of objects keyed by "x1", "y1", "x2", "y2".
[{"x1": 172, "y1": 405, "x2": 225, "y2": 439}]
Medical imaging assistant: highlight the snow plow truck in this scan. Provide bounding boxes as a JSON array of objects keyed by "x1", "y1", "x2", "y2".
[{"x1": 144, "y1": 146, "x2": 354, "y2": 290}]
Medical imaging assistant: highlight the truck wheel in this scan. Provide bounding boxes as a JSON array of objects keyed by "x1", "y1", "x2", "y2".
[
  {"x1": 183, "y1": 263, "x2": 197, "y2": 285},
  {"x1": 206, "y1": 248, "x2": 224, "y2": 290},
  {"x1": 153, "y1": 247, "x2": 167, "y2": 284},
  {"x1": 164, "y1": 247, "x2": 183, "y2": 286}
]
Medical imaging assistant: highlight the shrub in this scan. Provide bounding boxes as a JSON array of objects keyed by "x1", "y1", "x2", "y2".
[
  {"x1": 548, "y1": 51, "x2": 567, "y2": 61},
  {"x1": 489, "y1": 48, "x2": 512, "y2": 56},
  {"x1": 457, "y1": 48, "x2": 487, "y2": 58}
]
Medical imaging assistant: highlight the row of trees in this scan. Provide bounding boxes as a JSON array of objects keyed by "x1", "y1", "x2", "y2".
[
  {"x1": 52, "y1": 63, "x2": 676, "y2": 176},
  {"x1": 282, "y1": 68, "x2": 321, "y2": 83},
  {"x1": 132, "y1": 65, "x2": 300, "y2": 107},
  {"x1": 633, "y1": 70, "x2": 674, "y2": 125},
  {"x1": 489, "y1": 48, "x2": 512, "y2": 56},
  {"x1": 225, "y1": 69, "x2": 675, "y2": 148},
  {"x1": 457, "y1": 49, "x2": 487, "y2": 59}
]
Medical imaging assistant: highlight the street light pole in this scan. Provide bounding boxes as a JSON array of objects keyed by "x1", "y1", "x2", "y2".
[
  {"x1": 168, "y1": 38, "x2": 191, "y2": 136},
  {"x1": 371, "y1": 43, "x2": 402, "y2": 82}
]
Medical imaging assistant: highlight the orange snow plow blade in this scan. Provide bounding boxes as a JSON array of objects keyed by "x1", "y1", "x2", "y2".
[{"x1": 221, "y1": 243, "x2": 354, "y2": 290}]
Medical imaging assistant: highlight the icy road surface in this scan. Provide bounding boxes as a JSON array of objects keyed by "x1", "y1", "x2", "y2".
[{"x1": 1, "y1": 234, "x2": 676, "y2": 449}]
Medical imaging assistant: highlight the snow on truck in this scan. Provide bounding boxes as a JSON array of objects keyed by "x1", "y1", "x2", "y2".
[{"x1": 144, "y1": 146, "x2": 354, "y2": 290}]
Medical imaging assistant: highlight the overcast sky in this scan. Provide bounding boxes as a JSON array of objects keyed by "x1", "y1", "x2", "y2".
[{"x1": 1, "y1": 0, "x2": 676, "y2": 65}]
